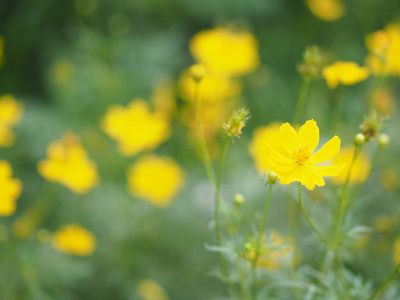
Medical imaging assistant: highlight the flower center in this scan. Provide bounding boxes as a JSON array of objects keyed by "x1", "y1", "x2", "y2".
[{"x1": 292, "y1": 146, "x2": 311, "y2": 165}]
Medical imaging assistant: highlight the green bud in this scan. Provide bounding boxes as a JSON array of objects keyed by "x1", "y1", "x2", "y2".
[
  {"x1": 268, "y1": 171, "x2": 278, "y2": 184},
  {"x1": 233, "y1": 193, "x2": 245, "y2": 206},
  {"x1": 378, "y1": 133, "x2": 390, "y2": 148},
  {"x1": 354, "y1": 133, "x2": 366, "y2": 146},
  {"x1": 297, "y1": 45, "x2": 322, "y2": 81}
]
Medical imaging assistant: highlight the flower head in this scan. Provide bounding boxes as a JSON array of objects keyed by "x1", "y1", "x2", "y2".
[
  {"x1": 52, "y1": 224, "x2": 96, "y2": 256},
  {"x1": 266, "y1": 120, "x2": 346, "y2": 190},
  {"x1": 306, "y1": 0, "x2": 345, "y2": 22},
  {"x1": 322, "y1": 61, "x2": 370, "y2": 89},
  {"x1": 223, "y1": 107, "x2": 250, "y2": 137},
  {"x1": 127, "y1": 155, "x2": 185, "y2": 207},
  {"x1": 0, "y1": 160, "x2": 22, "y2": 216},
  {"x1": 102, "y1": 99, "x2": 170, "y2": 156},
  {"x1": 38, "y1": 132, "x2": 99, "y2": 194},
  {"x1": 190, "y1": 26, "x2": 259, "y2": 77},
  {"x1": 0, "y1": 94, "x2": 24, "y2": 148},
  {"x1": 137, "y1": 279, "x2": 169, "y2": 300}
]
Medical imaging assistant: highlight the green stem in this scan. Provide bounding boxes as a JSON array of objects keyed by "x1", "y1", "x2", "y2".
[
  {"x1": 251, "y1": 184, "x2": 273, "y2": 300},
  {"x1": 331, "y1": 85, "x2": 344, "y2": 134},
  {"x1": 298, "y1": 182, "x2": 329, "y2": 244},
  {"x1": 332, "y1": 145, "x2": 361, "y2": 246},
  {"x1": 194, "y1": 80, "x2": 216, "y2": 185},
  {"x1": 368, "y1": 263, "x2": 400, "y2": 300},
  {"x1": 214, "y1": 136, "x2": 239, "y2": 298},
  {"x1": 293, "y1": 80, "x2": 310, "y2": 124}
]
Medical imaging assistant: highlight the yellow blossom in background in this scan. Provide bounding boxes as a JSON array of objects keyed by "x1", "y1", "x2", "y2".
[
  {"x1": 127, "y1": 155, "x2": 185, "y2": 207},
  {"x1": 151, "y1": 78, "x2": 176, "y2": 117},
  {"x1": 322, "y1": 61, "x2": 370, "y2": 89},
  {"x1": 266, "y1": 120, "x2": 346, "y2": 190},
  {"x1": 102, "y1": 99, "x2": 170, "y2": 156},
  {"x1": 179, "y1": 69, "x2": 241, "y2": 103},
  {"x1": 305, "y1": 0, "x2": 345, "y2": 22},
  {"x1": 189, "y1": 26, "x2": 260, "y2": 77},
  {"x1": 137, "y1": 279, "x2": 169, "y2": 300},
  {"x1": 52, "y1": 224, "x2": 96, "y2": 256},
  {"x1": 381, "y1": 168, "x2": 399, "y2": 191},
  {"x1": 247, "y1": 231, "x2": 294, "y2": 270},
  {"x1": 365, "y1": 24, "x2": 400, "y2": 76},
  {"x1": 0, "y1": 160, "x2": 22, "y2": 216},
  {"x1": 249, "y1": 123, "x2": 281, "y2": 174},
  {"x1": 372, "y1": 88, "x2": 395, "y2": 116},
  {"x1": 330, "y1": 146, "x2": 371, "y2": 185},
  {"x1": 0, "y1": 94, "x2": 24, "y2": 147},
  {"x1": 38, "y1": 132, "x2": 99, "y2": 194}
]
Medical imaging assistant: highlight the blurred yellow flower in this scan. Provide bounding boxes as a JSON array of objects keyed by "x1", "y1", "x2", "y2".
[
  {"x1": 366, "y1": 24, "x2": 400, "y2": 76},
  {"x1": 102, "y1": 99, "x2": 170, "y2": 156},
  {"x1": 151, "y1": 78, "x2": 176, "y2": 117},
  {"x1": 0, "y1": 160, "x2": 22, "y2": 216},
  {"x1": 381, "y1": 168, "x2": 399, "y2": 191},
  {"x1": 266, "y1": 120, "x2": 346, "y2": 190},
  {"x1": 322, "y1": 61, "x2": 370, "y2": 89},
  {"x1": 52, "y1": 224, "x2": 96, "y2": 256},
  {"x1": 127, "y1": 155, "x2": 184, "y2": 207},
  {"x1": 372, "y1": 88, "x2": 395, "y2": 116},
  {"x1": 249, "y1": 123, "x2": 281, "y2": 174},
  {"x1": 0, "y1": 94, "x2": 24, "y2": 147},
  {"x1": 247, "y1": 231, "x2": 294, "y2": 270},
  {"x1": 137, "y1": 279, "x2": 169, "y2": 300},
  {"x1": 190, "y1": 26, "x2": 260, "y2": 77},
  {"x1": 179, "y1": 69, "x2": 241, "y2": 104},
  {"x1": 38, "y1": 132, "x2": 99, "y2": 194},
  {"x1": 306, "y1": 0, "x2": 345, "y2": 22},
  {"x1": 330, "y1": 146, "x2": 371, "y2": 185}
]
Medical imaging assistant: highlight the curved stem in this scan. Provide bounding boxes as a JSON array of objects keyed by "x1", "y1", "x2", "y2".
[
  {"x1": 293, "y1": 80, "x2": 311, "y2": 124},
  {"x1": 368, "y1": 263, "x2": 400, "y2": 300},
  {"x1": 194, "y1": 80, "x2": 216, "y2": 185},
  {"x1": 298, "y1": 182, "x2": 329, "y2": 244},
  {"x1": 251, "y1": 184, "x2": 273, "y2": 300}
]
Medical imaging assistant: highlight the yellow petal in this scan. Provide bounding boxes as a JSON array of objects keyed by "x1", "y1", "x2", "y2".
[
  {"x1": 298, "y1": 119, "x2": 319, "y2": 152},
  {"x1": 279, "y1": 123, "x2": 298, "y2": 155},
  {"x1": 300, "y1": 165, "x2": 325, "y2": 190},
  {"x1": 309, "y1": 164, "x2": 346, "y2": 177},
  {"x1": 309, "y1": 135, "x2": 341, "y2": 164}
]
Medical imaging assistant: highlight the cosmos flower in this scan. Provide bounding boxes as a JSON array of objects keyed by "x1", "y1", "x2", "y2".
[
  {"x1": 52, "y1": 224, "x2": 96, "y2": 256},
  {"x1": 322, "y1": 61, "x2": 370, "y2": 89},
  {"x1": 0, "y1": 160, "x2": 22, "y2": 216},
  {"x1": 305, "y1": 0, "x2": 345, "y2": 22}
]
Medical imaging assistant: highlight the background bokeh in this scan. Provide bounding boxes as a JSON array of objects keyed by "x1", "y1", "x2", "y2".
[{"x1": 1, "y1": 0, "x2": 400, "y2": 299}]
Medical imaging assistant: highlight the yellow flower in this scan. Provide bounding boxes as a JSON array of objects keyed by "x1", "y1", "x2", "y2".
[
  {"x1": 102, "y1": 99, "x2": 170, "y2": 156},
  {"x1": 127, "y1": 155, "x2": 185, "y2": 207},
  {"x1": 266, "y1": 120, "x2": 346, "y2": 190},
  {"x1": 38, "y1": 132, "x2": 99, "y2": 194},
  {"x1": 0, "y1": 95, "x2": 24, "y2": 147},
  {"x1": 330, "y1": 146, "x2": 371, "y2": 185},
  {"x1": 52, "y1": 224, "x2": 96, "y2": 256},
  {"x1": 151, "y1": 78, "x2": 176, "y2": 117},
  {"x1": 246, "y1": 231, "x2": 294, "y2": 270},
  {"x1": 178, "y1": 69, "x2": 241, "y2": 104},
  {"x1": 365, "y1": 24, "x2": 400, "y2": 76},
  {"x1": 189, "y1": 26, "x2": 259, "y2": 77},
  {"x1": 322, "y1": 61, "x2": 370, "y2": 89},
  {"x1": 137, "y1": 279, "x2": 169, "y2": 300},
  {"x1": 305, "y1": 0, "x2": 345, "y2": 22},
  {"x1": 249, "y1": 123, "x2": 281, "y2": 174},
  {"x1": 0, "y1": 160, "x2": 22, "y2": 216},
  {"x1": 372, "y1": 88, "x2": 395, "y2": 116}
]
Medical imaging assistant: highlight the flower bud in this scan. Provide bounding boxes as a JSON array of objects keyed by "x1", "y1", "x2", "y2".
[
  {"x1": 233, "y1": 193, "x2": 244, "y2": 206},
  {"x1": 378, "y1": 133, "x2": 390, "y2": 148},
  {"x1": 359, "y1": 112, "x2": 385, "y2": 141},
  {"x1": 189, "y1": 64, "x2": 206, "y2": 82},
  {"x1": 297, "y1": 46, "x2": 322, "y2": 81},
  {"x1": 223, "y1": 107, "x2": 250, "y2": 137},
  {"x1": 268, "y1": 171, "x2": 278, "y2": 184},
  {"x1": 354, "y1": 133, "x2": 366, "y2": 146}
]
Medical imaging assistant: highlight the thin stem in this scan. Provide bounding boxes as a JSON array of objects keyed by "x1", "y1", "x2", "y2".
[
  {"x1": 368, "y1": 263, "x2": 400, "y2": 300},
  {"x1": 251, "y1": 184, "x2": 273, "y2": 300},
  {"x1": 194, "y1": 80, "x2": 216, "y2": 185},
  {"x1": 331, "y1": 85, "x2": 344, "y2": 134},
  {"x1": 293, "y1": 80, "x2": 311, "y2": 124},
  {"x1": 298, "y1": 182, "x2": 329, "y2": 244}
]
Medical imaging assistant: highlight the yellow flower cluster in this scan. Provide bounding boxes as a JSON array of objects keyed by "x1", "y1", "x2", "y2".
[
  {"x1": 38, "y1": 132, "x2": 99, "y2": 194},
  {"x1": 265, "y1": 120, "x2": 345, "y2": 190},
  {"x1": 0, "y1": 160, "x2": 22, "y2": 216},
  {"x1": 322, "y1": 61, "x2": 370, "y2": 89},
  {"x1": 102, "y1": 99, "x2": 170, "y2": 156},
  {"x1": 0, "y1": 95, "x2": 24, "y2": 147},
  {"x1": 330, "y1": 146, "x2": 371, "y2": 185},
  {"x1": 137, "y1": 279, "x2": 169, "y2": 300},
  {"x1": 52, "y1": 224, "x2": 96, "y2": 256},
  {"x1": 127, "y1": 155, "x2": 185, "y2": 207},
  {"x1": 366, "y1": 24, "x2": 400, "y2": 76},
  {"x1": 305, "y1": 0, "x2": 345, "y2": 22}
]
